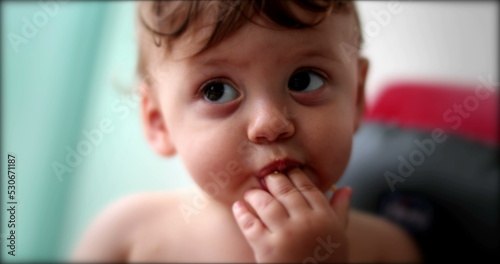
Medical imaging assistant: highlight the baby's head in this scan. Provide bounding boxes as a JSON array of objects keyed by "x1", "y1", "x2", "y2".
[{"x1": 136, "y1": 0, "x2": 368, "y2": 205}]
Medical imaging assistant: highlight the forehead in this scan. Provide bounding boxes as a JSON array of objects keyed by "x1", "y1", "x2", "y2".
[{"x1": 167, "y1": 12, "x2": 359, "y2": 65}]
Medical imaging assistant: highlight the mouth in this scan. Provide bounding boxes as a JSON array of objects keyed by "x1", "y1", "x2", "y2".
[{"x1": 256, "y1": 158, "x2": 302, "y2": 191}]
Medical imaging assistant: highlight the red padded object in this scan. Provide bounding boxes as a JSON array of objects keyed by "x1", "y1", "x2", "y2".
[{"x1": 364, "y1": 81, "x2": 498, "y2": 146}]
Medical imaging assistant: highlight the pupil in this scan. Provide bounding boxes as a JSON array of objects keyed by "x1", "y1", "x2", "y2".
[
  {"x1": 205, "y1": 83, "x2": 224, "y2": 101},
  {"x1": 289, "y1": 72, "x2": 310, "y2": 91}
]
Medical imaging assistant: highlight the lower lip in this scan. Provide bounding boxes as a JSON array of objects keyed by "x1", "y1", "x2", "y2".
[
  {"x1": 259, "y1": 178, "x2": 269, "y2": 192},
  {"x1": 258, "y1": 160, "x2": 302, "y2": 179},
  {"x1": 257, "y1": 159, "x2": 302, "y2": 191}
]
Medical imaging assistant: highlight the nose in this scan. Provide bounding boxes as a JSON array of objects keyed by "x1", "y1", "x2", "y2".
[{"x1": 247, "y1": 104, "x2": 295, "y2": 144}]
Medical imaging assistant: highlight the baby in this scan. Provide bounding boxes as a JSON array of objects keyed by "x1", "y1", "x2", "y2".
[{"x1": 72, "y1": 0, "x2": 421, "y2": 262}]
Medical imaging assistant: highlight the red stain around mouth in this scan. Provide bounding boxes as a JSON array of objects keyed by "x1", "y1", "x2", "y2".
[{"x1": 256, "y1": 159, "x2": 302, "y2": 191}]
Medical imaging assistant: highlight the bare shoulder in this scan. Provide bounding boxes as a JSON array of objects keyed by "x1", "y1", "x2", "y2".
[
  {"x1": 71, "y1": 191, "x2": 181, "y2": 261},
  {"x1": 347, "y1": 209, "x2": 422, "y2": 263}
]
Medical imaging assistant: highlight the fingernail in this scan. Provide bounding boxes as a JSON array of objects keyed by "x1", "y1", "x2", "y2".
[
  {"x1": 233, "y1": 201, "x2": 243, "y2": 212},
  {"x1": 345, "y1": 186, "x2": 353, "y2": 200}
]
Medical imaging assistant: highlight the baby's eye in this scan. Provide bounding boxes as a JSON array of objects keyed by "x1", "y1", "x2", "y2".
[
  {"x1": 288, "y1": 71, "x2": 325, "y2": 92},
  {"x1": 202, "y1": 82, "x2": 240, "y2": 104}
]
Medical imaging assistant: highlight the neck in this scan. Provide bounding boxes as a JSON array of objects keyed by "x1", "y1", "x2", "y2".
[{"x1": 181, "y1": 185, "x2": 241, "y2": 226}]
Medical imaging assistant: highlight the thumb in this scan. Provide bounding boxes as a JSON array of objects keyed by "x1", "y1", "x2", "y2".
[{"x1": 329, "y1": 186, "x2": 352, "y2": 230}]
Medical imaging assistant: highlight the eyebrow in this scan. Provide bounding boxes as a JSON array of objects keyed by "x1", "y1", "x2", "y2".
[
  {"x1": 195, "y1": 46, "x2": 342, "y2": 71},
  {"x1": 295, "y1": 49, "x2": 343, "y2": 64},
  {"x1": 198, "y1": 57, "x2": 249, "y2": 70}
]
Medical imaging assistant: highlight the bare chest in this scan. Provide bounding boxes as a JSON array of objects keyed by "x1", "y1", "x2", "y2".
[{"x1": 127, "y1": 219, "x2": 255, "y2": 262}]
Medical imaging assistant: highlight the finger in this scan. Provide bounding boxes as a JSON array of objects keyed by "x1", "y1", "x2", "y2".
[
  {"x1": 265, "y1": 172, "x2": 310, "y2": 213},
  {"x1": 232, "y1": 200, "x2": 269, "y2": 243},
  {"x1": 287, "y1": 167, "x2": 329, "y2": 209},
  {"x1": 329, "y1": 186, "x2": 352, "y2": 230},
  {"x1": 243, "y1": 188, "x2": 289, "y2": 230}
]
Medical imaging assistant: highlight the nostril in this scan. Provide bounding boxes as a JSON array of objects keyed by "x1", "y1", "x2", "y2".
[
  {"x1": 248, "y1": 108, "x2": 296, "y2": 143},
  {"x1": 255, "y1": 136, "x2": 272, "y2": 144},
  {"x1": 279, "y1": 129, "x2": 293, "y2": 139}
]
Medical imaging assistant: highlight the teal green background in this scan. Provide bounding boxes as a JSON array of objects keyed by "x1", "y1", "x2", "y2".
[{"x1": 1, "y1": 1, "x2": 192, "y2": 261}]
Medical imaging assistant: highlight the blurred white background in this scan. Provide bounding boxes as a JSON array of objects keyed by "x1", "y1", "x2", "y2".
[{"x1": 357, "y1": 1, "x2": 498, "y2": 103}]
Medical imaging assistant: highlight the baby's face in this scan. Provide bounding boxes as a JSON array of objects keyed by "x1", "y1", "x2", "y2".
[{"x1": 143, "y1": 12, "x2": 367, "y2": 205}]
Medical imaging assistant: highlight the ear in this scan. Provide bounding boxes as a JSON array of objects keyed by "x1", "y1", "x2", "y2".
[
  {"x1": 140, "y1": 83, "x2": 176, "y2": 156},
  {"x1": 354, "y1": 57, "x2": 369, "y2": 132}
]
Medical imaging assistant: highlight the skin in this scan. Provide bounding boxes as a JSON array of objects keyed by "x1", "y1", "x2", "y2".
[{"x1": 72, "y1": 8, "x2": 421, "y2": 263}]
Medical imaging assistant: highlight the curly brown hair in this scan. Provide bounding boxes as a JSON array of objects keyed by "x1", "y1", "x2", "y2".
[{"x1": 136, "y1": 0, "x2": 361, "y2": 80}]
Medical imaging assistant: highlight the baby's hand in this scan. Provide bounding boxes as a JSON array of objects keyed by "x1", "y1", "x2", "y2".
[{"x1": 232, "y1": 168, "x2": 352, "y2": 263}]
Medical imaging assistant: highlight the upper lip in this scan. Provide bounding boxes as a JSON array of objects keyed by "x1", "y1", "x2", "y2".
[{"x1": 257, "y1": 158, "x2": 302, "y2": 178}]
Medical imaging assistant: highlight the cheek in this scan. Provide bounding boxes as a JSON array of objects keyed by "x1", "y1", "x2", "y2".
[
  {"x1": 314, "y1": 128, "x2": 353, "y2": 185},
  {"x1": 174, "y1": 127, "x2": 249, "y2": 197},
  {"x1": 301, "y1": 109, "x2": 355, "y2": 190},
  {"x1": 162, "y1": 85, "x2": 253, "y2": 200}
]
